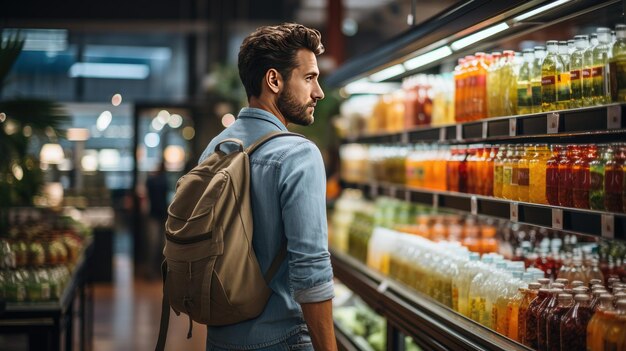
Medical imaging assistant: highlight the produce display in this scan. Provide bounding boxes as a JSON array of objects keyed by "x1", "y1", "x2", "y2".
[{"x1": 0, "y1": 211, "x2": 91, "y2": 302}]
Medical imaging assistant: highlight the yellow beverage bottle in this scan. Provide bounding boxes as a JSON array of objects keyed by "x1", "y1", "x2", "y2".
[
  {"x1": 558, "y1": 41, "x2": 572, "y2": 110},
  {"x1": 591, "y1": 27, "x2": 612, "y2": 105},
  {"x1": 509, "y1": 145, "x2": 523, "y2": 200},
  {"x1": 587, "y1": 293, "x2": 615, "y2": 351},
  {"x1": 529, "y1": 144, "x2": 550, "y2": 204},
  {"x1": 501, "y1": 50, "x2": 518, "y2": 116},
  {"x1": 517, "y1": 144, "x2": 532, "y2": 202},
  {"x1": 531, "y1": 46, "x2": 546, "y2": 113},
  {"x1": 517, "y1": 49, "x2": 534, "y2": 115},
  {"x1": 583, "y1": 34, "x2": 598, "y2": 106},
  {"x1": 501, "y1": 146, "x2": 515, "y2": 199},
  {"x1": 493, "y1": 145, "x2": 507, "y2": 198},
  {"x1": 542, "y1": 40, "x2": 562, "y2": 112},
  {"x1": 507, "y1": 287, "x2": 525, "y2": 341},
  {"x1": 610, "y1": 24, "x2": 626, "y2": 102},
  {"x1": 570, "y1": 35, "x2": 589, "y2": 108},
  {"x1": 487, "y1": 52, "x2": 502, "y2": 117},
  {"x1": 602, "y1": 300, "x2": 626, "y2": 350}
]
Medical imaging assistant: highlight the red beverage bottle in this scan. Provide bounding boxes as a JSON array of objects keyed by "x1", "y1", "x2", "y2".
[
  {"x1": 573, "y1": 144, "x2": 595, "y2": 209},
  {"x1": 546, "y1": 145, "x2": 562, "y2": 206},
  {"x1": 605, "y1": 143, "x2": 624, "y2": 212},
  {"x1": 558, "y1": 145, "x2": 580, "y2": 207}
]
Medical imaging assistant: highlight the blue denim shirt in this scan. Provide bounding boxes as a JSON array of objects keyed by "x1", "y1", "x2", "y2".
[{"x1": 199, "y1": 107, "x2": 334, "y2": 349}]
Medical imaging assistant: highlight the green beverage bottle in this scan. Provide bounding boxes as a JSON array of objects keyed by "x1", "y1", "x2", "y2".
[
  {"x1": 591, "y1": 28, "x2": 612, "y2": 105},
  {"x1": 502, "y1": 50, "x2": 518, "y2": 116},
  {"x1": 610, "y1": 24, "x2": 626, "y2": 102},
  {"x1": 589, "y1": 144, "x2": 608, "y2": 210},
  {"x1": 532, "y1": 46, "x2": 546, "y2": 113},
  {"x1": 583, "y1": 34, "x2": 598, "y2": 106},
  {"x1": 487, "y1": 52, "x2": 502, "y2": 117},
  {"x1": 518, "y1": 49, "x2": 534, "y2": 115},
  {"x1": 542, "y1": 41, "x2": 563, "y2": 112},
  {"x1": 558, "y1": 41, "x2": 572, "y2": 109},
  {"x1": 570, "y1": 35, "x2": 589, "y2": 108}
]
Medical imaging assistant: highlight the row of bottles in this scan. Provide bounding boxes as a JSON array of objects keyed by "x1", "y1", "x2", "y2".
[{"x1": 339, "y1": 142, "x2": 626, "y2": 212}]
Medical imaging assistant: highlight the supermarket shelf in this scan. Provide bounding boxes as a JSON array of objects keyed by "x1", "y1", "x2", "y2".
[
  {"x1": 343, "y1": 181, "x2": 626, "y2": 241},
  {"x1": 335, "y1": 321, "x2": 372, "y2": 351},
  {"x1": 330, "y1": 250, "x2": 532, "y2": 351},
  {"x1": 341, "y1": 104, "x2": 626, "y2": 145}
]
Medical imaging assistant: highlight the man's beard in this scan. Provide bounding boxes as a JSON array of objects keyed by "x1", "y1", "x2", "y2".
[{"x1": 277, "y1": 87, "x2": 314, "y2": 126}]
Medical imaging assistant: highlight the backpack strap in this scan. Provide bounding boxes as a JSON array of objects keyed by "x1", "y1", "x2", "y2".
[
  {"x1": 264, "y1": 241, "x2": 288, "y2": 284},
  {"x1": 245, "y1": 131, "x2": 305, "y2": 156},
  {"x1": 155, "y1": 260, "x2": 170, "y2": 351}
]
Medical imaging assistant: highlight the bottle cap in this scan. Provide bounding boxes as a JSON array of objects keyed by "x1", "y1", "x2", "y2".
[
  {"x1": 552, "y1": 283, "x2": 565, "y2": 289},
  {"x1": 597, "y1": 27, "x2": 611, "y2": 34},
  {"x1": 558, "y1": 293, "x2": 573, "y2": 300},
  {"x1": 529, "y1": 282, "x2": 542, "y2": 290},
  {"x1": 574, "y1": 294, "x2": 590, "y2": 301},
  {"x1": 574, "y1": 35, "x2": 589, "y2": 40},
  {"x1": 571, "y1": 280, "x2": 585, "y2": 288},
  {"x1": 589, "y1": 279, "x2": 602, "y2": 285},
  {"x1": 556, "y1": 278, "x2": 569, "y2": 285}
]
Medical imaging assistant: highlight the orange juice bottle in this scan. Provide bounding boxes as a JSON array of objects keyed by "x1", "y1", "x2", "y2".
[
  {"x1": 487, "y1": 52, "x2": 502, "y2": 117},
  {"x1": 434, "y1": 146, "x2": 449, "y2": 190},
  {"x1": 517, "y1": 144, "x2": 532, "y2": 202},
  {"x1": 601, "y1": 299, "x2": 626, "y2": 351},
  {"x1": 529, "y1": 144, "x2": 550, "y2": 204},
  {"x1": 502, "y1": 146, "x2": 516, "y2": 199},
  {"x1": 483, "y1": 145, "x2": 496, "y2": 196},
  {"x1": 475, "y1": 53, "x2": 489, "y2": 120},
  {"x1": 454, "y1": 59, "x2": 465, "y2": 122},
  {"x1": 587, "y1": 293, "x2": 615, "y2": 350},
  {"x1": 493, "y1": 145, "x2": 507, "y2": 198},
  {"x1": 463, "y1": 56, "x2": 476, "y2": 122}
]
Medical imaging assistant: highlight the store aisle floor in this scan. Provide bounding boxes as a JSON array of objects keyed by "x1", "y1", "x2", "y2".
[{"x1": 93, "y1": 246, "x2": 206, "y2": 350}]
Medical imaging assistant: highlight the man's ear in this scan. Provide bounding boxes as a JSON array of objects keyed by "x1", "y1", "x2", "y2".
[{"x1": 265, "y1": 68, "x2": 282, "y2": 94}]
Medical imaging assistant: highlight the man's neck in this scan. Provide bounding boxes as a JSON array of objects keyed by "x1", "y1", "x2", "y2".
[{"x1": 248, "y1": 96, "x2": 288, "y2": 127}]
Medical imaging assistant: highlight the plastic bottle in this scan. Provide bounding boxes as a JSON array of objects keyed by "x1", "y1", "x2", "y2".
[
  {"x1": 510, "y1": 145, "x2": 523, "y2": 200},
  {"x1": 558, "y1": 145, "x2": 580, "y2": 207},
  {"x1": 546, "y1": 293, "x2": 574, "y2": 351},
  {"x1": 561, "y1": 294, "x2": 594, "y2": 351},
  {"x1": 537, "y1": 288, "x2": 563, "y2": 350},
  {"x1": 601, "y1": 299, "x2": 626, "y2": 350},
  {"x1": 525, "y1": 286, "x2": 551, "y2": 349},
  {"x1": 501, "y1": 146, "x2": 515, "y2": 200},
  {"x1": 570, "y1": 35, "x2": 589, "y2": 108},
  {"x1": 454, "y1": 252, "x2": 480, "y2": 316},
  {"x1": 610, "y1": 24, "x2": 626, "y2": 102},
  {"x1": 474, "y1": 53, "x2": 489, "y2": 120},
  {"x1": 532, "y1": 46, "x2": 546, "y2": 113},
  {"x1": 573, "y1": 144, "x2": 595, "y2": 209},
  {"x1": 517, "y1": 49, "x2": 534, "y2": 115},
  {"x1": 568, "y1": 39, "x2": 576, "y2": 54},
  {"x1": 527, "y1": 144, "x2": 549, "y2": 204},
  {"x1": 518, "y1": 282, "x2": 542, "y2": 345},
  {"x1": 591, "y1": 28, "x2": 612, "y2": 105},
  {"x1": 558, "y1": 41, "x2": 572, "y2": 109},
  {"x1": 546, "y1": 145, "x2": 562, "y2": 206},
  {"x1": 454, "y1": 58, "x2": 466, "y2": 122}
]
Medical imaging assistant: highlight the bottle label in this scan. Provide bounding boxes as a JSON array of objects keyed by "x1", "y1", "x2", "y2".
[
  {"x1": 542, "y1": 76, "x2": 557, "y2": 103},
  {"x1": 570, "y1": 69, "x2": 581, "y2": 81},
  {"x1": 582, "y1": 68, "x2": 592, "y2": 78},
  {"x1": 518, "y1": 168, "x2": 530, "y2": 186}
]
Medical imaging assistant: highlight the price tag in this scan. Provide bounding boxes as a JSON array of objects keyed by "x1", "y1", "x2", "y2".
[
  {"x1": 369, "y1": 183, "x2": 378, "y2": 198},
  {"x1": 405, "y1": 189, "x2": 411, "y2": 202},
  {"x1": 547, "y1": 112, "x2": 560, "y2": 134},
  {"x1": 471, "y1": 196, "x2": 478, "y2": 215},
  {"x1": 552, "y1": 208, "x2": 564, "y2": 230},
  {"x1": 601, "y1": 214, "x2": 615, "y2": 239},
  {"x1": 456, "y1": 124, "x2": 463, "y2": 141},
  {"x1": 509, "y1": 118, "x2": 517, "y2": 136},
  {"x1": 401, "y1": 131, "x2": 409, "y2": 144},
  {"x1": 439, "y1": 127, "x2": 446, "y2": 141},
  {"x1": 482, "y1": 121, "x2": 489, "y2": 139},
  {"x1": 510, "y1": 203, "x2": 519, "y2": 222},
  {"x1": 607, "y1": 105, "x2": 622, "y2": 129},
  {"x1": 433, "y1": 194, "x2": 439, "y2": 209},
  {"x1": 377, "y1": 280, "x2": 390, "y2": 293},
  {"x1": 389, "y1": 186, "x2": 397, "y2": 198}
]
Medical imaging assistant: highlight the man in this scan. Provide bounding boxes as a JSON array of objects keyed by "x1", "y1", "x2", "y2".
[{"x1": 199, "y1": 23, "x2": 337, "y2": 351}]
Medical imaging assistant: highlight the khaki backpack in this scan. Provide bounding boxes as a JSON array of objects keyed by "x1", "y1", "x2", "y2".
[{"x1": 155, "y1": 131, "x2": 303, "y2": 351}]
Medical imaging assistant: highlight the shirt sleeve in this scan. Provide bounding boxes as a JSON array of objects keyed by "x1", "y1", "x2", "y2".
[{"x1": 278, "y1": 140, "x2": 334, "y2": 304}]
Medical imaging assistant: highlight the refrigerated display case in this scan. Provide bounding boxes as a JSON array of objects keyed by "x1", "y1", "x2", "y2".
[{"x1": 328, "y1": 1, "x2": 626, "y2": 350}]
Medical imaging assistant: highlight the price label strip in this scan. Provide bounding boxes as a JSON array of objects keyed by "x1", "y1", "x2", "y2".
[
  {"x1": 547, "y1": 112, "x2": 560, "y2": 134},
  {"x1": 607, "y1": 105, "x2": 622, "y2": 129},
  {"x1": 439, "y1": 127, "x2": 446, "y2": 142},
  {"x1": 601, "y1": 214, "x2": 615, "y2": 239},
  {"x1": 482, "y1": 121, "x2": 489, "y2": 139},
  {"x1": 456, "y1": 124, "x2": 463, "y2": 141},
  {"x1": 509, "y1": 118, "x2": 517, "y2": 137},
  {"x1": 552, "y1": 208, "x2": 563, "y2": 230},
  {"x1": 471, "y1": 196, "x2": 478, "y2": 215},
  {"x1": 510, "y1": 203, "x2": 519, "y2": 222}
]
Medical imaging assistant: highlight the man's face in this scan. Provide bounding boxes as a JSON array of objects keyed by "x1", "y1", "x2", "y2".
[{"x1": 277, "y1": 49, "x2": 325, "y2": 126}]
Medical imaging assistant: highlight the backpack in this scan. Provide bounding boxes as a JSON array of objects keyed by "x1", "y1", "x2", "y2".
[{"x1": 155, "y1": 131, "x2": 303, "y2": 351}]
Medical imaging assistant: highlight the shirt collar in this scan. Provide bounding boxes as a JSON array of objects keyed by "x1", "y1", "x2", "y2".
[{"x1": 237, "y1": 107, "x2": 288, "y2": 131}]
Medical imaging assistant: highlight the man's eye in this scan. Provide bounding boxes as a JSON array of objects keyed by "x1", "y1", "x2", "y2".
[{"x1": 306, "y1": 76, "x2": 313, "y2": 81}]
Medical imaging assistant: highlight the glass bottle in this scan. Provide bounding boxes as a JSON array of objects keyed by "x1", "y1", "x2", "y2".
[
  {"x1": 546, "y1": 293, "x2": 574, "y2": 351},
  {"x1": 518, "y1": 49, "x2": 534, "y2": 115},
  {"x1": 493, "y1": 145, "x2": 507, "y2": 198},
  {"x1": 529, "y1": 144, "x2": 550, "y2": 204},
  {"x1": 591, "y1": 28, "x2": 613, "y2": 105},
  {"x1": 518, "y1": 282, "x2": 541, "y2": 345},
  {"x1": 517, "y1": 144, "x2": 532, "y2": 202},
  {"x1": 487, "y1": 52, "x2": 502, "y2": 117},
  {"x1": 483, "y1": 146, "x2": 496, "y2": 196},
  {"x1": 542, "y1": 41, "x2": 561, "y2": 112},
  {"x1": 502, "y1": 50, "x2": 518, "y2": 116},
  {"x1": 474, "y1": 52, "x2": 489, "y2": 120},
  {"x1": 511, "y1": 145, "x2": 524, "y2": 200},
  {"x1": 558, "y1": 144, "x2": 580, "y2": 207},
  {"x1": 558, "y1": 41, "x2": 572, "y2": 110},
  {"x1": 583, "y1": 34, "x2": 598, "y2": 106},
  {"x1": 561, "y1": 294, "x2": 594, "y2": 351},
  {"x1": 568, "y1": 39, "x2": 576, "y2": 55},
  {"x1": 532, "y1": 46, "x2": 546, "y2": 113},
  {"x1": 525, "y1": 287, "x2": 551, "y2": 348},
  {"x1": 502, "y1": 146, "x2": 515, "y2": 200},
  {"x1": 610, "y1": 24, "x2": 626, "y2": 102},
  {"x1": 573, "y1": 144, "x2": 595, "y2": 209},
  {"x1": 605, "y1": 143, "x2": 624, "y2": 212},
  {"x1": 571, "y1": 35, "x2": 589, "y2": 108},
  {"x1": 602, "y1": 299, "x2": 626, "y2": 350},
  {"x1": 589, "y1": 145, "x2": 609, "y2": 210},
  {"x1": 546, "y1": 145, "x2": 562, "y2": 206},
  {"x1": 538, "y1": 288, "x2": 562, "y2": 351}
]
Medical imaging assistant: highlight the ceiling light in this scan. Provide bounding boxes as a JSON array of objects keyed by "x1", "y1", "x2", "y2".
[
  {"x1": 404, "y1": 46, "x2": 453, "y2": 70},
  {"x1": 96, "y1": 111, "x2": 113, "y2": 131},
  {"x1": 40, "y1": 143, "x2": 65, "y2": 164},
  {"x1": 514, "y1": 0, "x2": 572, "y2": 22},
  {"x1": 111, "y1": 93, "x2": 123, "y2": 106},
  {"x1": 369, "y1": 64, "x2": 406, "y2": 82},
  {"x1": 144, "y1": 133, "x2": 160, "y2": 148},
  {"x1": 69, "y1": 63, "x2": 150, "y2": 79},
  {"x1": 168, "y1": 114, "x2": 183, "y2": 128},
  {"x1": 451, "y1": 23, "x2": 510, "y2": 51},
  {"x1": 67, "y1": 128, "x2": 90, "y2": 141}
]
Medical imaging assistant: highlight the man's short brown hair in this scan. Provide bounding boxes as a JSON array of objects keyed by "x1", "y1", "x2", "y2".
[{"x1": 238, "y1": 23, "x2": 324, "y2": 99}]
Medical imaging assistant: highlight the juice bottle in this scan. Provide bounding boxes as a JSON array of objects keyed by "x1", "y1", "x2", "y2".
[
  {"x1": 454, "y1": 58, "x2": 466, "y2": 122},
  {"x1": 502, "y1": 146, "x2": 515, "y2": 199},
  {"x1": 546, "y1": 293, "x2": 574, "y2": 351},
  {"x1": 482, "y1": 146, "x2": 496, "y2": 196},
  {"x1": 518, "y1": 49, "x2": 534, "y2": 115},
  {"x1": 542, "y1": 41, "x2": 566, "y2": 111},
  {"x1": 529, "y1": 144, "x2": 550, "y2": 204},
  {"x1": 602, "y1": 299, "x2": 626, "y2": 350},
  {"x1": 570, "y1": 35, "x2": 589, "y2": 108},
  {"x1": 493, "y1": 145, "x2": 507, "y2": 198},
  {"x1": 558, "y1": 145, "x2": 580, "y2": 208},
  {"x1": 458, "y1": 147, "x2": 469, "y2": 193},
  {"x1": 610, "y1": 24, "x2": 626, "y2": 102},
  {"x1": 517, "y1": 144, "x2": 532, "y2": 202},
  {"x1": 456, "y1": 252, "x2": 481, "y2": 317},
  {"x1": 583, "y1": 34, "x2": 598, "y2": 106},
  {"x1": 475, "y1": 52, "x2": 489, "y2": 120},
  {"x1": 587, "y1": 293, "x2": 615, "y2": 350},
  {"x1": 591, "y1": 28, "x2": 612, "y2": 105},
  {"x1": 560, "y1": 294, "x2": 593, "y2": 351},
  {"x1": 466, "y1": 146, "x2": 479, "y2": 194},
  {"x1": 518, "y1": 282, "x2": 541, "y2": 345},
  {"x1": 558, "y1": 41, "x2": 572, "y2": 110},
  {"x1": 506, "y1": 285, "x2": 525, "y2": 341},
  {"x1": 502, "y1": 50, "x2": 518, "y2": 116},
  {"x1": 532, "y1": 46, "x2": 546, "y2": 113},
  {"x1": 605, "y1": 143, "x2": 624, "y2": 212},
  {"x1": 487, "y1": 52, "x2": 502, "y2": 117},
  {"x1": 447, "y1": 146, "x2": 460, "y2": 192},
  {"x1": 546, "y1": 145, "x2": 562, "y2": 206},
  {"x1": 525, "y1": 287, "x2": 551, "y2": 349},
  {"x1": 461, "y1": 56, "x2": 474, "y2": 122},
  {"x1": 590, "y1": 145, "x2": 608, "y2": 210},
  {"x1": 573, "y1": 144, "x2": 595, "y2": 209},
  {"x1": 538, "y1": 288, "x2": 562, "y2": 351},
  {"x1": 511, "y1": 145, "x2": 523, "y2": 200}
]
